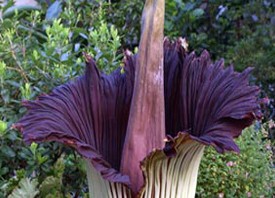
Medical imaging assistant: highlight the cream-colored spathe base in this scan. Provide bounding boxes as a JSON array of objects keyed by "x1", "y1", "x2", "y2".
[
  {"x1": 85, "y1": 134, "x2": 205, "y2": 198},
  {"x1": 139, "y1": 134, "x2": 205, "y2": 198},
  {"x1": 85, "y1": 160, "x2": 131, "y2": 198}
]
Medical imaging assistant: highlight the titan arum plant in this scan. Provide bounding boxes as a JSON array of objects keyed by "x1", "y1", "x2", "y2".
[{"x1": 15, "y1": 0, "x2": 261, "y2": 197}]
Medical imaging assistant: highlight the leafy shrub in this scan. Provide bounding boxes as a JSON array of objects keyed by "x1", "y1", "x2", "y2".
[
  {"x1": 0, "y1": 1, "x2": 122, "y2": 196},
  {"x1": 0, "y1": 9, "x2": 80, "y2": 195},
  {"x1": 108, "y1": 0, "x2": 144, "y2": 48},
  {"x1": 8, "y1": 178, "x2": 39, "y2": 198},
  {"x1": 196, "y1": 126, "x2": 275, "y2": 197}
]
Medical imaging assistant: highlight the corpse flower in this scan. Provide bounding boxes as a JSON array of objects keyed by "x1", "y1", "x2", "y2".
[{"x1": 15, "y1": 0, "x2": 261, "y2": 197}]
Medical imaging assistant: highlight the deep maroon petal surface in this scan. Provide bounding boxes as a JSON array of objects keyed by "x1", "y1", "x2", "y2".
[
  {"x1": 15, "y1": 55, "x2": 135, "y2": 184},
  {"x1": 164, "y1": 39, "x2": 261, "y2": 153},
  {"x1": 15, "y1": 39, "x2": 261, "y2": 189}
]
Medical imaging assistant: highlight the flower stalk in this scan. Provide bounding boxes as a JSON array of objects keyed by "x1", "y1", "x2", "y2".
[{"x1": 120, "y1": 0, "x2": 165, "y2": 193}]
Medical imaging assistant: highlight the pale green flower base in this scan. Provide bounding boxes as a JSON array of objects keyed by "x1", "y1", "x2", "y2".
[
  {"x1": 86, "y1": 135, "x2": 205, "y2": 198},
  {"x1": 140, "y1": 137, "x2": 205, "y2": 198},
  {"x1": 86, "y1": 161, "x2": 131, "y2": 198}
]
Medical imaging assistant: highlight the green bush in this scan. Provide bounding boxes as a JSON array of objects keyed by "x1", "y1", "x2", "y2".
[
  {"x1": 0, "y1": 1, "x2": 122, "y2": 196},
  {"x1": 197, "y1": 126, "x2": 275, "y2": 197}
]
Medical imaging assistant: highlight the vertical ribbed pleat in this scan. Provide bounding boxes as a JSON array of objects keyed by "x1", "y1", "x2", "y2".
[
  {"x1": 138, "y1": 134, "x2": 205, "y2": 198},
  {"x1": 86, "y1": 160, "x2": 132, "y2": 198}
]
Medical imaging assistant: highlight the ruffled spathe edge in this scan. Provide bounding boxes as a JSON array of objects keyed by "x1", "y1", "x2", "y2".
[
  {"x1": 14, "y1": 53, "x2": 136, "y2": 186},
  {"x1": 14, "y1": 39, "x2": 262, "y2": 195},
  {"x1": 164, "y1": 39, "x2": 261, "y2": 153}
]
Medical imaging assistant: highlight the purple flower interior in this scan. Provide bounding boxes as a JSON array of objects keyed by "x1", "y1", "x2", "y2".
[{"x1": 15, "y1": 39, "x2": 261, "y2": 186}]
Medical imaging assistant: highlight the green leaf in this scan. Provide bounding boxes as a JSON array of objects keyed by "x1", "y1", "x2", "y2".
[
  {"x1": 192, "y1": 8, "x2": 204, "y2": 18},
  {"x1": 3, "y1": 5, "x2": 41, "y2": 19},
  {"x1": 5, "y1": 80, "x2": 21, "y2": 88},
  {"x1": 60, "y1": 52, "x2": 69, "y2": 62},
  {"x1": 2, "y1": 145, "x2": 16, "y2": 158},
  {"x1": 1, "y1": 89, "x2": 10, "y2": 103},
  {"x1": 6, "y1": 131, "x2": 18, "y2": 141},
  {"x1": 39, "y1": 176, "x2": 62, "y2": 197},
  {"x1": 30, "y1": 143, "x2": 38, "y2": 155},
  {"x1": 46, "y1": 1, "x2": 62, "y2": 21},
  {"x1": 0, "y1": 61, "x2": 6, "y2": 78},
  {"x1": 183, "y1": 2, "x2": 195, "y2": 11},
  {"x1": 37, "y1": 154, "x2": 48, "y2": 165},
  {"x1": 0, "y1": 120, "x2": 8, "y2": 135},
  {"x1": 8, "y1": 178, "x2": 39, "y2": 198},
  {"x1": 0, "y1": 167, "x2": 9, "y2": 176}
]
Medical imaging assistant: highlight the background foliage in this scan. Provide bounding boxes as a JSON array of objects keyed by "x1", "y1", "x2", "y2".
[
  {"x1": 197, "y1": 126, "x2": 274, "y2": 197},
  {"x1": 0, "y1": 0, "x2": 274, "y2": 197}
]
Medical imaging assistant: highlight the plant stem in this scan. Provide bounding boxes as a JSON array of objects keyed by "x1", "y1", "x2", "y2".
[{"x1": 120, "y1": 0, "x2": 166, "y2": 194}]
